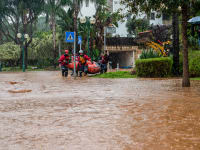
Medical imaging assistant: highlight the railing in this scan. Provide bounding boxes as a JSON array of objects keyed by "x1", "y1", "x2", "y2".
[{"x1": 106, "y1": 37, "x2": 137, "y2": 46}]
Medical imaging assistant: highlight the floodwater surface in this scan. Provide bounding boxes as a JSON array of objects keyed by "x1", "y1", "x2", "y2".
[{"x1": 0, "y1": 71, "x2": 200, "y2": 150}]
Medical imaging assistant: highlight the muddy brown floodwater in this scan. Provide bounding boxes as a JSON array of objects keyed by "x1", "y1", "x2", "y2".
[{"x1": 0, "y1": 71, "x2": 200, "y2": 150}]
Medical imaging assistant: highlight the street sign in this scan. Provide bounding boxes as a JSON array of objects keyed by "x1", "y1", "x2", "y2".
[
  {"x1": 78, "y1": 36, "x2": 82, "y2": 44},
  {"x1": 65, "y1": 32, "x2": 74, "y2": 43},
  {"x1": 106, "y1": 27, "x2": 116, "y2": 34}
]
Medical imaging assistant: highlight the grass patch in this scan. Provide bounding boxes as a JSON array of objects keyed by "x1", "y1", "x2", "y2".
[
  {"x1": 93, "y1": 71, "x2": 136, "y2": 78},
  {"x1": 191, "y1": 77, "x2": 200, "y2": 80},
  {"x1": 2, "y1": 66, "x2": 44, "y2": 72},
  {"x1": 1, "y1": 66, "x2": 60, "y2": 72}
]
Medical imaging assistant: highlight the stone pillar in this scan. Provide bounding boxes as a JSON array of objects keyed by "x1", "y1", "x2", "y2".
[{"x1": 107, "y1": 51, "x2": 111, "y2": 71}]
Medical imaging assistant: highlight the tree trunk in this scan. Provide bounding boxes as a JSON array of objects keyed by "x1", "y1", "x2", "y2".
[
  {"x1": 73, "y1": 0, "x2": 78, "y2": 53},
  {"x1": 90, "y1": 34, "x2": 94, "y2": 60},
  {"x1": 52, "y1": 14, "x2": 57, "y2": 68},
  {"x1": 181, "y1": 4, "x2": 190, "y2": 87},
  {"x1": 172, "y1": 11, "x2": 180, "y2": 76},
  {"x1": 95, "y1": 25, "x2": 104, "y2": 52}
]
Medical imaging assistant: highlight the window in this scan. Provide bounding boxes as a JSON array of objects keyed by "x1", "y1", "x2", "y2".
[{"x1": 150, "y1": 13, "x2": 155, "y2": 20}]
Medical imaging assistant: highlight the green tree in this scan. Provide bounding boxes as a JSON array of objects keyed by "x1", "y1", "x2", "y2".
[
  {"x1": 126, "y1": 16, "x2": 150, "y2": 36},
  {"x1": 92, "y1": 0, "x2": 121, "y2": 52},
  {"x1": 44, "y1": 0, "x2": 72, "y2": 68},
  {"x1": 0, "y1": 0, "x2": 45, "y2": 68},
  {"x1": 72, "y1": 0, "x2": 97, "y2": 52},
  {"x1": 58, "y1": 0, "x2": 120, "y2": 56},
  {"x1": 121, "y1": 0, "x2": 200, "y2": 87}
]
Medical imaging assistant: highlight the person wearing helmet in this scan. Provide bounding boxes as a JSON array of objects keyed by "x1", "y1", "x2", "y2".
[
  {"x1": 78, "y1": 50, "x2": 91, "y2": 77},
  {"x1": 58, "y1": 49, "x2": 70, "y2": 77}
]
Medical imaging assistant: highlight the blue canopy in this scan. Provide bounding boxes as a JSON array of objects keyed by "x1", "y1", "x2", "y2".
[{"x1": 188, "y1": 16, "x2": 200, "y2": 24}]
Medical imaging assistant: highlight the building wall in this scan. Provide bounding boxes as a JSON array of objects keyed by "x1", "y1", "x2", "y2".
[
  {"x1": 112, "y1": 0, "x2": 129, "y2": 37},
  {"x1": 149, "y1": 11, "x2": 163, "y2": 25},
  {"x1": 79, "y1": 1, "x2": 96, "y2": 17}
]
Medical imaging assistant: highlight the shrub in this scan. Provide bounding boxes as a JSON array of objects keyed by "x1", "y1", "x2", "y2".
[
  {"x1": 179, "y1": 51, "x2": 200, "y2": 77},
  {"x1": 189, "y1": 52, "x2": 200, "y2": 77},
  {"x1": 0, "y1": 42, "x2": 20, "y2": 63},
  {"x1": 140, "y1": 48, "x2": 161, "y2": 59},
  {"x1": 130, "y1": 69, "x2": 136, "y2": 75},
  {"x1": 0, "y1": 42, "x2": 21, "y2": 67},
  {"x1": 136, "y1": 57, "x2": 172, "y2": 77}
]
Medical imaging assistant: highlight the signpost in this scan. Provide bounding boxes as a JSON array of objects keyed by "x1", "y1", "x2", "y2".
[
  {"x1": 66, "y1": 32, "x2": 75, "y2": 43},
  {"x1": 65, "y1": 33, "x2": 82, "y2": 78},
  {"x1": 78, "y1": 36, "x2": 82, "y2": 50},
  {"x1": 73, "y1": 32, "x2": 76, "y2": 78},
  {"x1": 66, "y1": 32, "x2": 76, "y2": 78}
]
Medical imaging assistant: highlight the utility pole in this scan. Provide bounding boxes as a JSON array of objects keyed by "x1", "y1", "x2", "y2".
[
  {"x1": 104, "y1": 27, "x2": 106, "y2": 52},
  {"x1": 73, "y1": 0, "x2": 77, "y2": 78}
]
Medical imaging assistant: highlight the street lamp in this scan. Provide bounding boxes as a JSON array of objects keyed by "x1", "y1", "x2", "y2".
[
  {"x1": 17, "y1": 33, "x2": 29, "y2": 72},
  {"x1": 80, "y1": 16, "x2": 96, "y2": 58}
]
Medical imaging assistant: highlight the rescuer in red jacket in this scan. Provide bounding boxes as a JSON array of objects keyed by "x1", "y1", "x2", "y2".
[
  {"x1": 78, "y1": 50, "x2": 91, "y2": 77},
  {"x1": 58, "y1": 50, "x2": 70, "y2": 77}
]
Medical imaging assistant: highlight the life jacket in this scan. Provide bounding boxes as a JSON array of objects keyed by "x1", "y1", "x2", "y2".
[
  {"x1": 59, "y1": 54, "x2": 70, "y2": 66},
  {"x1": 79, "y1": 55, "x2": 86, "y2": 64},
  {"x1": 64, "y1": 54, "x2": 70, "y2": 64}
]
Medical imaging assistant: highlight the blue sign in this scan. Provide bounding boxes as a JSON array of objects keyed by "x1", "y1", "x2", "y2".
[
  {"x1": 78, "y1": 36, "x2": 82, "y2": 44},
  {"x1": 65, "y1": 32, "x2": 74, "y2": 43}
]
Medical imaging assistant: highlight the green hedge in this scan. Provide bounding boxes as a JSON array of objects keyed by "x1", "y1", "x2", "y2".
[
  {"x1": 179, "y1": 51, "x2": 200, "y2": 77},
  {"x1": 139, "y1": 48, "x2": 161, "y2": 59},
  {"x1": 136, "y1": 57, "x2": 172, "y2": 77},
  {"x1": 189, "y1": 55, "x2": 200, "y2": 77}
]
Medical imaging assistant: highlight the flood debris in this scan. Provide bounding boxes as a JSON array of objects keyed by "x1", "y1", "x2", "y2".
[
  {"x1": 9, "y1": 81, "x2": 19, "y2": 85},
  {"x1": 8, "y1": 89, "x2": 32, "y2": 93}
]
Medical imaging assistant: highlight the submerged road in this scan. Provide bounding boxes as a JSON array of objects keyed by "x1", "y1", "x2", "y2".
[{"x1": 0, "y1": 71, "x2": 200, "y2": 150}]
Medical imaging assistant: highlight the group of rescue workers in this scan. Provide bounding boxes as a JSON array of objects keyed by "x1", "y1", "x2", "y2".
[{"x1": 58, "y1": 49, "x2": 109, "y2": 77}]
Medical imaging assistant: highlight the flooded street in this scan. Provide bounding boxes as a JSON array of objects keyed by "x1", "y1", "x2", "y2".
[{"x1": 0, "y1": 71, "x2": 200, "y2": 150}]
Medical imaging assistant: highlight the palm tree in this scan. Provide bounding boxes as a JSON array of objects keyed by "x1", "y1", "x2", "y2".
[{"x1": 44, "y1": 0, "x2": 71, "y2": 68}]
